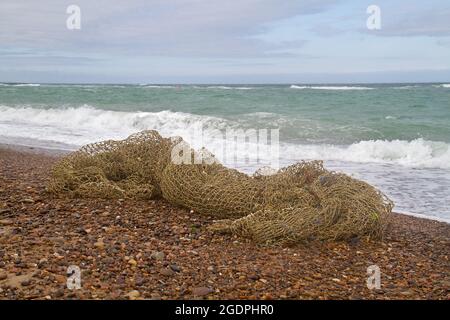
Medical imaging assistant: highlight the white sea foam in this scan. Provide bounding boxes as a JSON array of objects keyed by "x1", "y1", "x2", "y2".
[
  {"x1": 432, "y1": 84, "x2": 450, "y2": 88},
  {"x1": 205, "y1": 86, "x2": 254, "y2": 90},
  {"x1": 0, "y1": 105, "x2": 449, "y2": 169},
  {"x1": 290, "y1": 85, "x2": 373, "y2": 90},
  {"x1": 392, "y1": 85, "x2": 421, "y2": 89},
  {"x1": 280, "y1": 139, "x2": 450, "y2": 169},
  {"x1": 0, "y1": 83, "x2": 41, "y2": 87},
  {"x1": 143, "y1": 85, "x2": 178, "y2": 89},
  {"x1": 206, "y1": 86, "x2": 233, "y2": 90},
  {"x1": 0, "y1": 105, "x2": 230, "y2": 147},
  {"x1": 13, "y1": 83, "x2": 41, "y2": 87},
  {"x1": 1, "y1": 105, "x2": 449, "y2": 222}
]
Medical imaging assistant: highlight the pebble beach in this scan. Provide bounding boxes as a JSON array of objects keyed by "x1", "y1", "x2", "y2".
[{"x1": 0, "y1": 145, "x2": 449, "y2": 300}]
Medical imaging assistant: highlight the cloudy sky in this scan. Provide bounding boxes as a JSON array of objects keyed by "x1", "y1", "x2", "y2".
[{"x1": 1, "y1": 0, "x2": 450, "y2": 83}]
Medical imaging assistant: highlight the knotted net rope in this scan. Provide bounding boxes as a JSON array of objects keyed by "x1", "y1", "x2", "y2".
[{"x1": 47, "y1": 130, "x2": 393, "y2": 244}]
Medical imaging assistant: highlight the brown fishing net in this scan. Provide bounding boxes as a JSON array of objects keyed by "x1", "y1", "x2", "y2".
[{"x1": 47, "y1": 130, "x2": 393, "y2": 244}]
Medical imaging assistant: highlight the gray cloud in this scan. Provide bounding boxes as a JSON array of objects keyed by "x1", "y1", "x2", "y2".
[{"x1": 0, "y1": 0, "x2": 336, "y2": 58}]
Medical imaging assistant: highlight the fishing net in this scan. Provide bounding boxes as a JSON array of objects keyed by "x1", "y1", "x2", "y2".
[{"x1": 48, "y1": 130, "x2": 393, "y2": 244}]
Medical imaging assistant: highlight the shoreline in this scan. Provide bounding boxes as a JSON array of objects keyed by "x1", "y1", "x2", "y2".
[
  {"x1": 1, "y1": 141, "x2": 448, "y2": 225},
  {"x1": 0, "y1": 146, "x2": 449, "y2": 300}
]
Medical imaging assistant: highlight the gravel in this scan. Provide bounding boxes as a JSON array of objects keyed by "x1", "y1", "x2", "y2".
[{"x1": 0, "y1": 147, "x2": 449, "y2": 300}]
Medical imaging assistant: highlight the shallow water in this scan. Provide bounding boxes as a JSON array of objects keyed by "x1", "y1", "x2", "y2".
[{"x1": 1, "y1": 83, "x2": 449, "y2": 222}]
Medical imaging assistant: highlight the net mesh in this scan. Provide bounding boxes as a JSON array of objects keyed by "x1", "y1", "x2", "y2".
[{"x1": 47, "y1": 130, "x2": 393, "y2": 244}]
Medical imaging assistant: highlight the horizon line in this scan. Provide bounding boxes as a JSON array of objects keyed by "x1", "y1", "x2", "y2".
[{"x1": 1, "y1": 81, "x2": 449, "y2": 86}]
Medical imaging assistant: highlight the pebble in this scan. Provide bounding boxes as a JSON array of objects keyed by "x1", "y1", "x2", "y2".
[
  {"x1": 150, "y1": 293, "x2": 161, "y2": 300},
  {"x1": 192, "y1": 287, "x2": 213, "y2": 296},
  {"x1": 128, "y1": 259, "x2": 137, "y2": 266},
  {"x1": 170, "y1": 264, "x2": 181, "y2": 272},
  {"x1": 159, "y1": 268, "x2": 174, "y2": 276},
  {"x1": 248, "y1": 274, "x2": 260, "y2": 280},
  {"x1": 94, "y1": 239, "x2": 105, "y2": 249},
  {"x1": 54, "y1": 288, "x2": 65, "y2": 298},
  {"x1": 38, "y1": 258, "x2": 48, "y2": 268},
  {"x1": 151, "y1": 251, "x2": 165, "y2": 261},
  {"x1": 21, "y1": 279, "x2": 32, "y2": 286},
  {"x1": 400, "y1": 290, "x2": 415, "y2": 296},
  {"x1": 1, "y1": 149, "x2": 449, "y2": 301},
  {"x1": 134, "y1": 277, "x2": 145, "y2": 286},
  {"x1": 126, "y1": 290, "x2": 140, "y2": 300},
  {"x1": 0, "y1": 219, "x2": 13, "y2": 225}
]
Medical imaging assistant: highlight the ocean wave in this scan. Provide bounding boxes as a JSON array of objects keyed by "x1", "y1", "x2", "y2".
[
  {"x1": 392, "y1": 85, "x2": 421, "y2": 90},
  {"x1": 0, "y1": 105, "x2": 449, "y2": 169},
  {"x1": 0, "y1": 105, "x2": 231, "y2": 147},
  {"x1": 142, "y1": 85, "x2": 178, "y2": 89},
  {"x1": 282, "y1": 139, "x2": 450, "y2": 169},
  {"x1": 13, "y1": 83, "x2": 41, "y2": 87},
  {"x1": 206, "y1": 86, "x2": 233, "y2": 90},
  {"x1": 204, "y1": 86, "x2": 254, "y2": 90},
  {"x1": 432, "y1": 84, "x2": 450, "y2": 88},
  {"x1": 290, "y1": 85, "x2": 374, "y2": 90},
  {"x1": 0, "y1": 83, "x2": 41, "y2": 87}
]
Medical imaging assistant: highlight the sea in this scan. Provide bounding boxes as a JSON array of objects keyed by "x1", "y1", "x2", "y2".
[{"x1": 0, "y1": 83, "x2": 449, "y2": 222}]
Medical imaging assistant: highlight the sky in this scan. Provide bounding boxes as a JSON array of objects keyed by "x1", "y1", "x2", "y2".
[{"x1": 1, "y1": 0, "x2": 450, "y2": 84}]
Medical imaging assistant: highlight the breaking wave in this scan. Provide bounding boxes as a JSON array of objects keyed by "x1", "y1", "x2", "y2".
[
  {"x1": 290, "y1": 85, "x2": 374, "y2": 90},
  {"x1": 0, "y1": 105, "x2": 449, "y2": 169},
  {"x1": 0, "y1": 83, "x2": 41, "y2": 87}
]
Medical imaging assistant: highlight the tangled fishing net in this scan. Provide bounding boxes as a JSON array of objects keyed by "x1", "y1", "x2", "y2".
[{"x1": 47, "y1": 130, "x2": 393, "y2": 244}]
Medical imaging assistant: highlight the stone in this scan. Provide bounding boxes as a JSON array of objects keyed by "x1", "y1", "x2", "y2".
[
  {"x1": 159, "y1": 268, "x2": 174, "y2": 276},
  {"x1": 135, "y1": 277, "x2": 145, "y2": 286},
  {"x1": 150, "y1": 293, "x2": 161, "y2": 300},
  {"x1": 21, "y1": 279, "x2": 31, "y2": 286},
  {"x1": 54, "y1": 288, "x2": 65, "y2": 298},
  {"x1": 38, "y1": 258, "x2": 48, "y2": 268},
  {"x1": 94, "y1": 239, "x2": 105, "y2": 249},
  {"x1": 126, "y1": 290, "x2": 140, "y2": 300},
  {"x1": 0, "y1": 219, "x2": 13, "y2": 226},
  {"x1": 192, "y1": 287, "x2": 213, "y2": 296},
  {"x1": 151, "y1": 251, "x2": 165, "y2": 261},
  {"x1": 248, "y1": 274, "x2": 259, "y2": 280},
  {"x1": 170, "y1": 264, "x2": 181, "y2": 272}
]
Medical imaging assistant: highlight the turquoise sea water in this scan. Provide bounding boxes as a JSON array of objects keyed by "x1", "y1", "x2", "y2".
[{"x1": 0, "y1": 83, "x2": 449, "y2": 221}]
